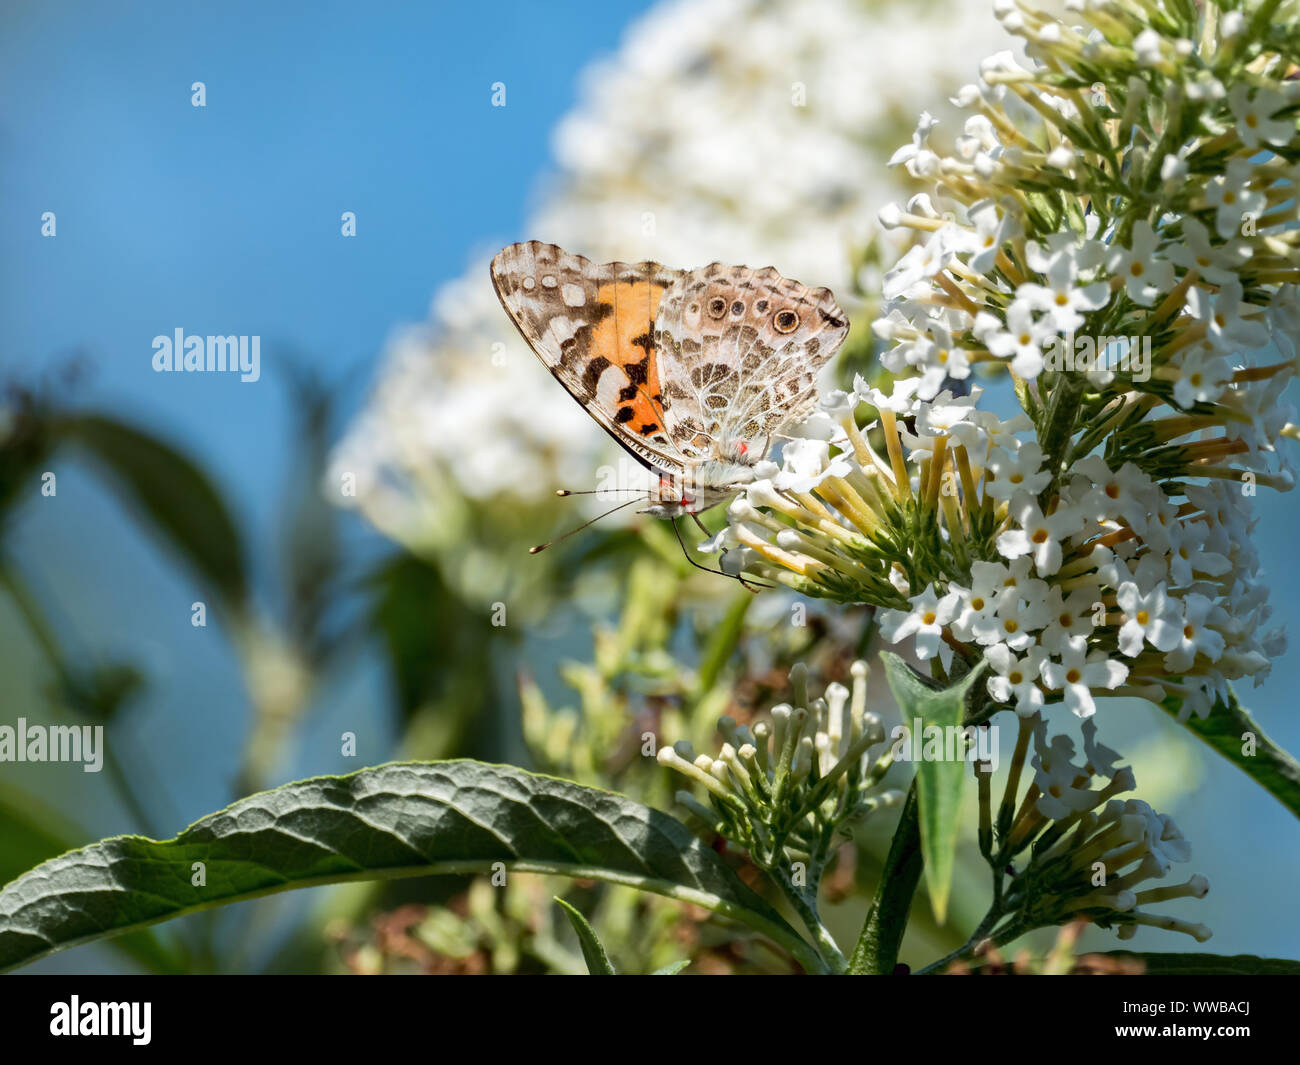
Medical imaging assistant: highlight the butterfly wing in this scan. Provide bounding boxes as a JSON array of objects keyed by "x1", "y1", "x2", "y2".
[
  {"x1": 491, "y1": 241, "x2": 688, "y2": 474},
  {"x1": 653, "y1": 264, "x2": 849, "y2": 461}
]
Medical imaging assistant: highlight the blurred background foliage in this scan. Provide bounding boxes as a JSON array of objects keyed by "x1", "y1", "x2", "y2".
[{"x1": 1, "y1": 0, "x2": 1295, "y2": 973}]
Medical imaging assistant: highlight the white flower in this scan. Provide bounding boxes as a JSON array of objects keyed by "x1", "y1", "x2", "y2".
[
  {"x1": 857, "y1": 373, "x2": 922, "y2": 415},
  {"x1": 1106, "y1": 220, "x2": 1174, "y2": 306},
  {"x1": 1040, "y1": 584, "x2": 1101, "y2": 647},
  {"x1": 1116, "y1": 581, "x2": 1182, "y2": 657},
  {"x1": 1132, "y1": 28, "x2": 1163, "y2": 67},
  {"x1": 976, "y1": 583, "x2": 1049, "y2": 651},
  {"x1": 1268, "y1": 285, "x2": 1300, "y2": 357},
  {"x1": 949, "y1": 579, "x2": 1000, "y2": 642},
  {"x1": 1187, "y1": 280, "x2": 1270, "y2": 354},
  {"x1": 1166, "y1": 217, "x2": 1250, "y2": 285},
  {"x1": 1166, "y1": 519, "x2": 1231, "y2": 585},
  {"x1": 879, "y1": 583, "x2": 962, "y2": 665},
  {"x1": 1018, "y1": 239, "x2": 1110, "y2": 332},
  {"x1": 888, "y1": 110, "x2": 941, "y2": 175},
  {"x1": 1164, "y1": 593, "x2": 1227, "y2": 673},
  {"x1": 1228, "y1": 84, "x2": 1294, "y2": 149},
  {"x1": 1171, "y1": 344, "x2": 1232, "y2": 408},
  {"x1": 1204, "y1": 158, "x2": 1266, "y2": 239},
  {"x1": 915, "y1": 388, "x2": 982, "y2": 445},
  {"x1": 976, "y1": 299, "x2": 1053, "y2": 378},
  {"x1": 965, "y1": 200, "x2": 1018, "y2": 273},
  {"x1": 1069, "y1": 455, "x2": 1156, "y2": 526},
  {"x1": 908, "y1": 319, "x2": 973, "y2": 398},
  {"x1": 986, "y1": 643, "x2": 1047, "y2": 716},
  {"x1": 774, "y1": 438, "x2": 852, "y2": 492},
  {"x1": 882, "y1": 235, "x2": 951, "y2": 300},
  {"x1": 984, "y1": 442, "x2": 1050, "y2": 501},
  {"x1": 997, "y1": 494, "x2": 1086, "y2": 576},
  {"x1": 1041, "y1": 636, "x2": 1129, "y2": 718}
]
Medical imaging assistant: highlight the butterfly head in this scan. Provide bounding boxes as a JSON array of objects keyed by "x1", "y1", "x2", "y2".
[{"x1": 638, "y1": 460, "x2": 757, "y2": 519}]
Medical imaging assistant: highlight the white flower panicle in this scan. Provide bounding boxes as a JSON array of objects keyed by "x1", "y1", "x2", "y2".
[
  {"x1": 874, "y1": 6, "x2": 1299, "y2": 413},
  {"x1": 710, "y1": 0, "x2": 1296, "y2": 729},
  {"x1": 973, "y1": 713, "x2": 1211, "y2": 944},
  {"x1": 657, "y1": 661, "x2": 902, "y2": 869}
]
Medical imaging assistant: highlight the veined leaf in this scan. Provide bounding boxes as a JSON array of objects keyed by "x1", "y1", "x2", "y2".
[
  {"x1": 0, "y1": 760, "x2": 818, "y2": 973},
  {"x1": 1160, "y1": 687, "x2": 1300, "y2": 820},
  {"x1": 0, "y1": 781, "x2": 182, "y2": 973},
  {"x1": 554, "y1": 897, "x2": 616, "y2": 975},
  {"x1": 880, "y1": 653, "x2": 986, "y2": 925}
]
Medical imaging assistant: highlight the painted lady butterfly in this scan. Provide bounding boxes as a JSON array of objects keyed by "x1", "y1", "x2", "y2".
[{"x1": 491, "y1": 241, "x2": 850, "y2": 520}]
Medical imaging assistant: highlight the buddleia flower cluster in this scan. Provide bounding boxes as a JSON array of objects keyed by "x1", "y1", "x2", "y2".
[
  {"x1": 953, "y1": 711, "x2": 1210, "y2": 964},
  {"x1": 705, "y1": 0, "x2": 1297, "y2": 729},
  {"x1": 657, "y1": 662, "x2": 903, "y2": 873}
]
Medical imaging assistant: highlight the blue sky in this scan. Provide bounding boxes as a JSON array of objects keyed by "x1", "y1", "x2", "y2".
[{"x1": 1, "y1": 0, "x2": 655, "y2": 540}]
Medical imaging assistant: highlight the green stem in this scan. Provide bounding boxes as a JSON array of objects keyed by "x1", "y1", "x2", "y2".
[
  {"x1": 777, "y1": 876, "x2": 847, "y2": 974},
  {"x1": 847, "y1": 780, "x2": 923, "y2": 974},
  {"x1": 1036, "y1": 371, "x2": 1088, "y2": 506}
]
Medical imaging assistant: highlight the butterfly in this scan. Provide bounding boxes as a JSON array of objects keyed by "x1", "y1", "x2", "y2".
[{"x1": 490, "y1": 241, "x2": 850, "y2": 525}]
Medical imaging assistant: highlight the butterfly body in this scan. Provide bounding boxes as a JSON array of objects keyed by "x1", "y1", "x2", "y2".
[
  {"x1": 641, "y1": 461, "x2": 758, "y2": 519},
  {"x1": 490, "y1": 241, "x2": 848, "y2": 518}
]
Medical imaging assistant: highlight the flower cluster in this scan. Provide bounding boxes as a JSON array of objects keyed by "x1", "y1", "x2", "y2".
[
  {"x1": 876, "y1": 0, "x2": 1299, "y2": 421},
  {"x1": 707, "y1": 0, "x2": 1296, "y2": 726},
  {"x1": 966, "y1": 711, "x2": 1210, "y2": 949},
  {"x1": 708, "y1": 377, "x2": 1287, "y2": 721},
  {"x1": 657, "y1": 662, "x2": 902, "y2": 871}
]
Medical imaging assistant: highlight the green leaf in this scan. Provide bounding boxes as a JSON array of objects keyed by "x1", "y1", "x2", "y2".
[
  {"x1": 1091, "y1": 951, "x2": 1300, "y2": 975},
  {"x1": 652, "y1": 959, "x2": 690, "y2": 975},
  {"x1": 880, "y1": 652, "x2": 986, "y2": 924},
  {"x1": 1160, "y1": 686, "x2": 1300, "y2": 820},
  {"x1": 0, "y1": 760, "x2": 818, "y2": 973},
  {"x1": 0, "y1": 783, "x2": 182, "y2": 973},
  {"x1": 554, "y1": 897, "x2": 616, "y2": 975},
  {"x1": 54, "y1": 415, "x2": 250, "y2": 611}
]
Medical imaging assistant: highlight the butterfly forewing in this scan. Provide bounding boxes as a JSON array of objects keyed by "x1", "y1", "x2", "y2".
[{"x1": 490, "y1": 241, "x2": 687, "y2": 474}]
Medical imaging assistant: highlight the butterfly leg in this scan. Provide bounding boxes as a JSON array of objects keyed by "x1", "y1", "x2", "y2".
[{"x1": 671, "y1": 517, "x2": 771, "y2": 593}]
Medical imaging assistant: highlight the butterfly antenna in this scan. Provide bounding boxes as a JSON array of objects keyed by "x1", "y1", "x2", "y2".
[
  {"x1": 529, "y1": 495, "x2": 647, "y2": 554},
  {"x1": 671, "y1": 517, "x2": 772, "y2": 592},
  {"x1": 555, "y1": 488, "x2": 649, "y2": 497}
]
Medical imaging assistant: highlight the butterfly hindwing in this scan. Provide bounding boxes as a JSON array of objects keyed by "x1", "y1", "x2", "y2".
[
  {"x1": 653, "y1": 263, "x2": 850, "y2": 461},
  {"x1": 490, "y1": 241, "x2": 687, "y2": 473}
]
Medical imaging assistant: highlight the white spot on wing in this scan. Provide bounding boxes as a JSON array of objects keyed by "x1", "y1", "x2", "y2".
[
  {"x1": 595, "y1": 364, "x2": 624, "y2": 409},
  {"x1": 561, "y1": 283, "x2": 586, "y2": 307}
]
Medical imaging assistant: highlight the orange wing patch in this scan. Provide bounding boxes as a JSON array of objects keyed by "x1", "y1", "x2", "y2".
[{"x1": 591, "y1": 278, "x2": 669, "y2": 440}]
